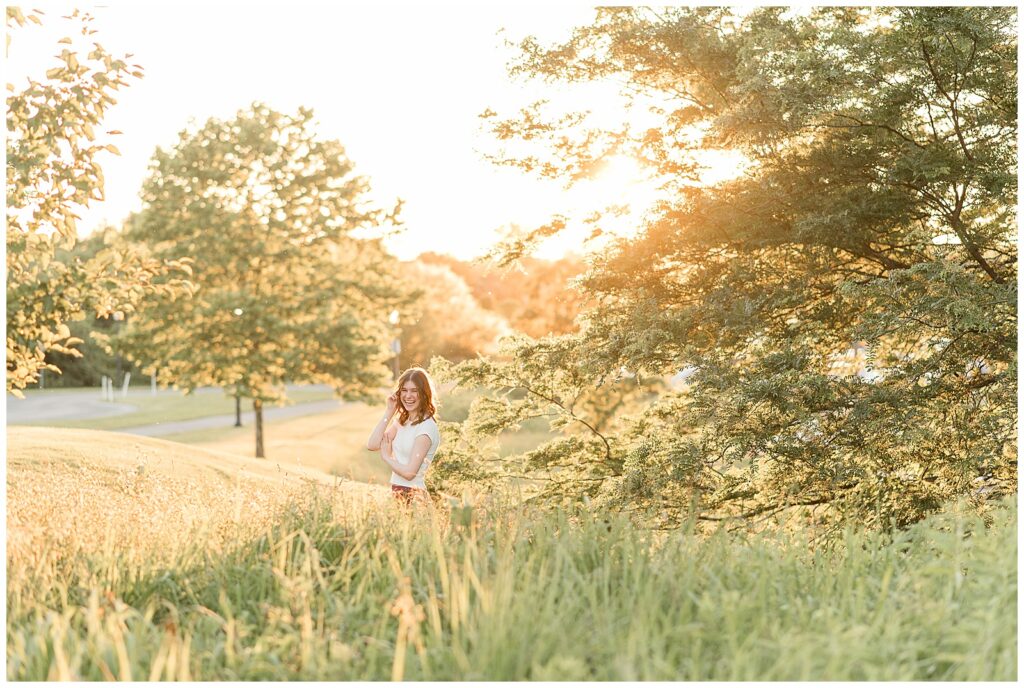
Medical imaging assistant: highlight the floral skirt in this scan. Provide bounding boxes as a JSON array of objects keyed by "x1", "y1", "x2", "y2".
[{"x1": 391, "y1": 484, "x2": 428, "y2": 504}]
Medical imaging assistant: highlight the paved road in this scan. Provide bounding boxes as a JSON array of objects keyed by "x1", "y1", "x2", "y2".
[{"x1": 117, "y1": 399, "x2": 347, "y2": 437}]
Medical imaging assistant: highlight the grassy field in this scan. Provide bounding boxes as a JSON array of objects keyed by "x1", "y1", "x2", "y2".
[
  {"x1": 12, "y1": 386, "x2": 335, "y2": 431},
  {"x1": 168, "y1": 401, "x2": 554, "y2": 484},
  {"x1": 6, "y1": 427, "x2": 1016, "y2": 680},
  {"x1": 160, "y1": 387, "x2": 554, "y2": 483},
  {"x1": 10, "y1": 386, "x2": 554, "y2": 485},
  {"x1": 166, "y1": 402, "x2": 393, "y2": 484}
]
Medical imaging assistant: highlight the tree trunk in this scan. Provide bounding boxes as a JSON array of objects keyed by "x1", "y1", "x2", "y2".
[
  {"x1": 235, "y1": 393, "x2": 243, "y2": 427},
  {"x1": 254, "y1": 398, "x2": 264, "y2": 458}
]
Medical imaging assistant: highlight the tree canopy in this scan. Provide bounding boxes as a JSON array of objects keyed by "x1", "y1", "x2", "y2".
[
  {"x1": 5, "y1": 7, "x2": 192, "y2": 395},
  {"x1": 419, "y1": 252, "x2": 589, "y2": 338},
  {"x1": 113, "y1": 103, "x2": 408, "y2": 457},
  {"x1": 434, "y1": 7, "x2": 1016, "y2": 532}
]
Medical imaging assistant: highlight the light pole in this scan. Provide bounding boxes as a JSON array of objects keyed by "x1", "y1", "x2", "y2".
[
  {"x1": 113, "y1": 311, "x2": 124, "y2": 392},
  {"x1": 389, "y1": 309, "x2": 401, "y2": 381},
  {"x1": 233, "y1": 308, "x2": 244, "y2": 427}
]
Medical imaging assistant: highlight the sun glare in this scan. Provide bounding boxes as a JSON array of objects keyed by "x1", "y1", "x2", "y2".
[
  {"x1": 9, "y1": 4, "x2": 756, "y2": 263},
  {"x1": 530, "y1": 148, "x2": 752, "y2": 259},
  {"x1": 592, "y1": 155, "x2": 644, "y2": 188},
  {"x1": 698, "y1": 148, "x2": 753, "y2": 187}
]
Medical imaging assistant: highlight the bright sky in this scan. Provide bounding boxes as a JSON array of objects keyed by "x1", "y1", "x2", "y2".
[{"x1": 7, "y1": 2, "x2": 743, "y2": 260}]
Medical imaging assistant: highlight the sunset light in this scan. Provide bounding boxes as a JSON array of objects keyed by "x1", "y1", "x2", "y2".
[
  {"x1": 525, "y1": 147, "x2": 752, "y2": 259},
  {"x1": 5, "y1": 4, "x2": 604, "y2": 261},
  {"x1": 7, "y1": 5, "x2": 1015, "y2": 681},
  {"x1": 4, "y1": 4, "x2": 752, "y2": 263}
]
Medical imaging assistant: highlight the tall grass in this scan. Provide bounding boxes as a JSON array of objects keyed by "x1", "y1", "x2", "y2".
[{"x1": 7, "y1": 483, "x2": 1016, "y2": 681}]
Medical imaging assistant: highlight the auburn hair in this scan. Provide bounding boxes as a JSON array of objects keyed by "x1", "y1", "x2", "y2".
[{"x1": 395, "y1": 367, "x2": 437, "y2": 426}]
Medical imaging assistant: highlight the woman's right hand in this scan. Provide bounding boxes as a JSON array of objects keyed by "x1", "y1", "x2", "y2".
[{"x1": 385, "y1": 391, "x2": 399, "y2": 417}]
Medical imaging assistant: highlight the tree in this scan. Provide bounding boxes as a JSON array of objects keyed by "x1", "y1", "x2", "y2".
[
  {"x1": 418, "y1": 252, "x2": 588, "y2": 337},
  {"x1": 438, "y1": 7, "x2": 1016, "y2": 532},
  {"x1": 42, "y1": 228, "x2": 148, "y2": 388},
  {"x1": 6, "y1": 7, "x2": 192, "y2": 395},
  {"x1": 396, "y1": 261, "x2": 509, "y2": 367},
  {"x1": 429, "y1": 336, "x2": 659, "y2": 505},
  {"x1": 114, "y1": 103, "x2": 408, "y2": 457}
]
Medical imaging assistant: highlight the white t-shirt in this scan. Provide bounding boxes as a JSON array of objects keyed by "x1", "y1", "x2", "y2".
[{"x1": 389, "y1": 416, "x2": 441, "y2": 489}]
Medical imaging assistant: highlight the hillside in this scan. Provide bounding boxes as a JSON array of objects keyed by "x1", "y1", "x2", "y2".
[
  {"x1": 161, "y1": 403, "x2": 395, "y2": 484},
  {"x1": 6, "y1": 429, "x2": 1015, "y2": 681},
  {"x1": 7, "y1": 427, "x2": 388, "y2": 571}
]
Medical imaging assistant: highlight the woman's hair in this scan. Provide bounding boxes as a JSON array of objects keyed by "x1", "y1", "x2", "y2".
[{"x1": 395, "y1": 367, "x2": 437, "y2": 425}]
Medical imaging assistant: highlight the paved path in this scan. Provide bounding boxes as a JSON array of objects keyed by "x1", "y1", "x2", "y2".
[
  {"x1": 117, "y1": 399, "x2": 347, "y2": 437},
  {"x1": 6, "y1": 384, "x2": 335, "y2": 427},
  {"x1": 6, "y1": 390, "x2": 140, "y2": 424},
  {"x1": 4, "y1": 384, "x2": 344, "y2": 438}
]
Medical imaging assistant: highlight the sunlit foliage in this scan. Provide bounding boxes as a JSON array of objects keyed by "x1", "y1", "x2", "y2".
[
  {"x1": 419, "y1": 252, "x2": 590, "y2": 339},
  {"x1": 437, "y1": 7, "x2": 1016, "y2": 531},
  {"x1": 396, "y1": 260, "x2": 510, "y2": 367},
  {"x1": 5, "y1": 7, "x2": 192, "y2": 395}
]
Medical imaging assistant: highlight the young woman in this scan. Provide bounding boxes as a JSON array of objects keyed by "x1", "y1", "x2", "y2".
[{"x1": 366, "y1": 367, "x2": 441, "y2": 503}]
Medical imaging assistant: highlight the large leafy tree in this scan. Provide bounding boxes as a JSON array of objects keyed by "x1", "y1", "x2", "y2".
[
  {"x1": 6, "y1": 7, "x2": 192, "y2": 395},
  {"x1": 438, "y1": 7, "x2": 1016, "y2": 531},
  {"x1": 114, "y1": 104, "x2": 408, "y2": 457}
]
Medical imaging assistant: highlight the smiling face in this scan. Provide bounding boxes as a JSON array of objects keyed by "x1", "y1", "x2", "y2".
[
  {"x1": 400, "y1": 381, "x2": 421, "y2": 414},
  {"x1": 395, "y1": 367, "x2": 436, "y2": 425}
]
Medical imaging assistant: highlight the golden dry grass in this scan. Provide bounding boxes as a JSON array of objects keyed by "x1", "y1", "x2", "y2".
[
  {"x1": 5, "y1": 428, "x2": 1015, "y2": 681},
  {"x1": 6, "y1": 427, "x2": 389, "y2": 580}
]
